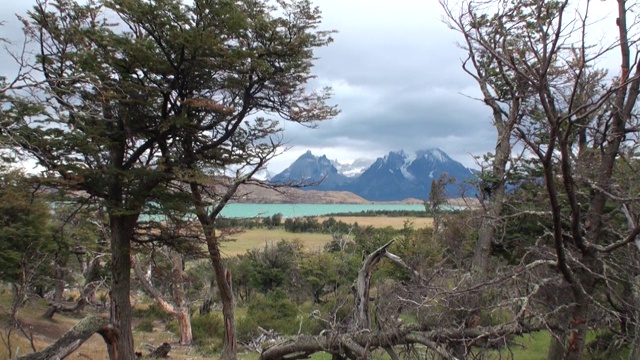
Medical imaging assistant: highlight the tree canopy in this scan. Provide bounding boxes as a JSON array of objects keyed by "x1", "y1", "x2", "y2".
[{"x1": 1, "y1": 0, "x2": 336, "y2": 358}]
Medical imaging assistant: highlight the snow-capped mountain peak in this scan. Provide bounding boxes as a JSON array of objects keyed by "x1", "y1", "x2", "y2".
[
  {"x1": 417, "y1": 148, "x2": 451, "y2": 163},
  {"x1": 271, "y1": 148, "x2": 477, "y2": 200},
  {"x1": 331, "y1": 158, "x2": 374, "y2": 178}
]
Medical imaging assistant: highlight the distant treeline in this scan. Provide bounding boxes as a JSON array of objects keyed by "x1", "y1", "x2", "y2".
[
  {"x1": 214, "y1": 209, "x2": 470, "y2": 233},
  {"x1": 215, "y1": 214, "x2": 357, "y2": 234},
  {"x1": 323, "y1": 207, "x2": 465, "y2": 217},
  {"x1": 323, "y1": 209, "x2": 431, "y2": 217}
]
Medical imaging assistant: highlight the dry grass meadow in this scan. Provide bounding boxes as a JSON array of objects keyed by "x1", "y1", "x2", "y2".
[{"x1": 220, "y1": 216, "x2": 434, "y2": 256}]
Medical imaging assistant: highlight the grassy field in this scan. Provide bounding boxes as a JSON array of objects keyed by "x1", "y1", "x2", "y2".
[
  {"x1": 220, "y1": 228, "x2": 332, "y2": 256},
  {"x1": 219, "y1": 215, "x2": 434, "y2": 256}
]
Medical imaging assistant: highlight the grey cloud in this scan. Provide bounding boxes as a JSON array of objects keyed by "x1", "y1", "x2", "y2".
[{"x1": 0, "y1": 0, "x2": 498, "y2": 170}]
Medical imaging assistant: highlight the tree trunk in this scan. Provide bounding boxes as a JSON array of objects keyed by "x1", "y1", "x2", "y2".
[
  {"x1": 43, "y1": 298, "x2": 86, "y2": 319},
  {"x1": 53, "y1": 263, "x2": 65, "y2": 302},
  {"x1": 82, "y1": 258, "x2": 103, "y2": 306},
  {"x1": 563, "y1": 298, "x2": 589, "y2": 360},
  {"x1": 109, "y1": 214, "x2": 138, "y2": 360},
  {"x1": 145, "y1": 342, "x2": 171, "y2": 358},
  {"x1": 17, "y1": 315, "x2": 110, "y2": 360},
  {"x1": 177, "y1": 312, "x2": 193, "y2": 346},
  {"x1": 355, "y1": 240, "x2": 394, "y2": 329},
  {"x1": 206, "y1": 235, "x2": 237, "y2": 360},
  {"x1": 131, "y1": 252, "x2": 193, "y2": 345},
  {"x1": 629, "y1": 274, "x2": 640, "y2": 359},
  {"x1": 170, "y1": 251, "x2": 193, "y2": 346},
  {"x1": 546, "y1": 333, "x2": 565, "y2": 360},
  {"x1": 471, "y1": 126, "x2": 510, "y2": 275}
]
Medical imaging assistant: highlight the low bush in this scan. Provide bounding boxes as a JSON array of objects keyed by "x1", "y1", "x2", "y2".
[
  {"x1": 135, "y1": 319, "x2": 154, "y2": 332},
  {"x1": 133, "y1": 303, "x2": 173, "y2": 322},
  {"x1": 192, "y1": 313, "x2": 224, "y2": 345}
]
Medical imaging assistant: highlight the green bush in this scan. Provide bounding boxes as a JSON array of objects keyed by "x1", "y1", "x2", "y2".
[
  {"x1": 191, "y1": 313, "x2": 224, "y2": 345},
  {"x1": 241, "y1": 290, "x2": 324, "y2": 337},
  {"x1": 165, "y1": 313, "x2": 224, "y2": 354},
  {"x1": 247, "y1": 290, "x2": 298, "y2": 334},
  {"x1": 133, "y1": 303, "x2": 173, "y2": 322},
  {"x1": 236, "y1": 315, "x2": 259, "y2": 343},
  {"x1": 236, "y1": 293, "x2": 325, "y2": 342},
  {"x1": 165, "y1": 319, "x2": 178, "y2": 334},
  {"x1": 135, "y1": 319, "x2": 154, "y2": 332}
]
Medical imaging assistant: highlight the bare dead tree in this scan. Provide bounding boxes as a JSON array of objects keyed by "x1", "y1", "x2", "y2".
[{"x1": 442, "y1": 1, "x2": 640, "y2": 359}]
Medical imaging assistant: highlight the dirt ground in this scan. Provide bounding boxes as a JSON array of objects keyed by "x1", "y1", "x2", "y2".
[{"x1": 1, "y1": 303, "x2": 212, "y2": 360}]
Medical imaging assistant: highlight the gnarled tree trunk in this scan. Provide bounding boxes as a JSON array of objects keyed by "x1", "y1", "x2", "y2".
[
  {"x1": 131, "y1": 251, "x2": 193, "y2": 345},
  {"x1": 17, "y1": 315, "x2": 111, "y2": 360}
]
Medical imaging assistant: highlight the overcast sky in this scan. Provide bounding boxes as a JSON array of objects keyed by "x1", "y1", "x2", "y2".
[
  {"x1": 0, "y1": 0, "x2": 617, "y2": 174},
  {"x1": 277, "y1": 0, "x2": 495, "y2": 172}
]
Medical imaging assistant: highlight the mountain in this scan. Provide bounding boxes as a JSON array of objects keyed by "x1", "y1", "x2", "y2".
[
  {"x1": 271, "y1": 148, "x2": 476, "y2": 201},
  {"x1": 345, "y1": 149, "x2": 475, "y2": 201},
  {"x1": 270, "y1": 150, "x2": 350, "y2": 190},
  {"x1": 331, "y1": 158, "x2": 373, "y2": 178}
]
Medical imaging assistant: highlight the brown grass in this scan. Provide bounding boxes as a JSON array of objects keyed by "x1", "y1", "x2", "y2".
[
  {"x1": 219, "y1": 216, "x2": 433, "y2": 257},
  {"x1": 0, "y1": 300, "x2": 234, "y2": 360},
  {"x1": 220, "y1": 228, "x2": 332, "y2": 256}
]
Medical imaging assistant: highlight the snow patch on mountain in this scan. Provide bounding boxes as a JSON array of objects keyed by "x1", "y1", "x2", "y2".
[{"x1": 331, "y1": 158, "x2": 373, "y2": 178}]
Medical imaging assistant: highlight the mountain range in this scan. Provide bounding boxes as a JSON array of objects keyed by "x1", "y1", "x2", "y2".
[{"x1": 270, "y1": 148, "x2": 477, "y2": 201}]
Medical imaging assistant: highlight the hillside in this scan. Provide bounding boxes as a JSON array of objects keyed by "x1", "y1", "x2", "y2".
[
  {"x1": 232, "y1": 184, "x2": 434, "y2": 204},
  {"x1": 233, "y1": 184, "x2": 372, "y2": 204}
]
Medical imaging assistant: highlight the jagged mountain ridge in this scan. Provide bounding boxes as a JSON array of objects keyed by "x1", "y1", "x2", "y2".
[
  {"x1": 270, "y1": 150, "x2": 351, "y2": 190},
  {"x1": 271, "y1": 149, "x2": 476, "y2": 201},
  {"x1": 330, "y1": 158, "x2": 373, "y2": 178}
]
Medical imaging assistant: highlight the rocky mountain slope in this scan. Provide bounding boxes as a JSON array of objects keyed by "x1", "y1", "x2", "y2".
[{"x1": 270, "y1": 148, "x2": 476, "y2": 201}]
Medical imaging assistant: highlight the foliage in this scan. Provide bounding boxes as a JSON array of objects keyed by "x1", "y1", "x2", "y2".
[
  {"x1": 0, "y1": 170, "x2": 54, "y2": 284},
  {"x1": 191, "y1": 313, "x2": 224, "y2": 346},
  {"x1": 134, "y1": 319, "x2": 154, "y2": 333},
  {"x1": 243, "y1": 239, "x2": 304, "y2": 294},
  {"x1": 3, "y1": 0, "x2": 337, "y2": 356},
  {"x1": 133, "y1": 303, "x2": 173, "y2": 322},
  {"x1": 241, "y1": 290, "x2": 323, "y2": 337}
]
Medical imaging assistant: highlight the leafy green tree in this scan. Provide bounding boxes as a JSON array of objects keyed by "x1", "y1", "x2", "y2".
[
  {"x1": 298, "y1": 252, "x2": 338, "y2": 303},
  {"x1": 427, "y1": 173, "x2": 454, "y2": 233},
  {"x1": 3, "y1": 0, "x2": 335, "y2": 358},
  {"x1": 245, "y1": 239, "x2": 304, "y2": 294},
  {"x1": 0, "y1": 170, "x2": 54, "y2": 323}
]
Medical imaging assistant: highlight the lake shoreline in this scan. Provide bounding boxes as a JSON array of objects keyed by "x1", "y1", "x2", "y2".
[{"x1": 219, "y1": 202, "x2": 472, "y2": 218}]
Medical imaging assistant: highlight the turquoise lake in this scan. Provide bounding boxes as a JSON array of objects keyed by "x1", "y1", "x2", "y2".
[{"x1": 218, "y1": 203, "x2": 427, "y2": 218}]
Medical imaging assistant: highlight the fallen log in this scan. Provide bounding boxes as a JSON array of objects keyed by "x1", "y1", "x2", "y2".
[
  {"x1": 17, "y1": 315, "x2": 111, "y2": 360},
  {"x1": 144, "y1": 342, "x2": 171, "y2": 358}
]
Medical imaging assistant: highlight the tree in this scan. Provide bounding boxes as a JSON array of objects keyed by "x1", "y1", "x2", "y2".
[
  {"x1": 442, "y1": 0, "x2": 640, "y2": 358},
  {"x1": 427, "y1": 173, "x2": 454, "y2": 233},
  {"x1": 3, "y1": 0, "x2": 336, "y2": 358},
  {"x1": 132, "y1": 248, "x2": 194, "y2": 345},
  {"x1": 0, "y1": 170, "x2": 54, "y2": 324},
  {"x1": 43, "y1": 201, "x2": 110, "y2": 319},
  {"x1": 441, "y1": 0, "x2": 527, "y2": 275}
]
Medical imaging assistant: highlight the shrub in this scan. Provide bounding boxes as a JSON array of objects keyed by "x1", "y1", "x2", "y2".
[
  {"x1": 133, "y1": 303, "x2": 173, "y2": 322},
  {"x1": 191, "y1": 313, "x2": 224, "y2": 345},
  {"x1": 236, "y1": 316, "x2": 259, "y2": 343},
  {"x1": 247, "y1": 290, "x2": 298, "y2": 334},
  {"x1": 135, "y1": 319, "x2": 154, "y2": 332}
]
